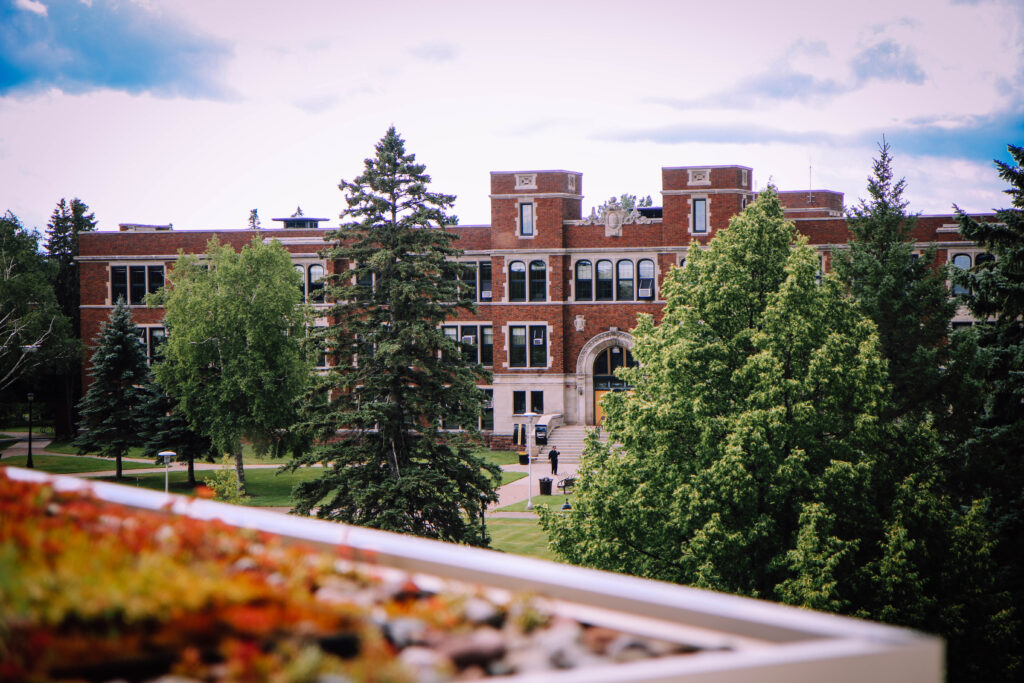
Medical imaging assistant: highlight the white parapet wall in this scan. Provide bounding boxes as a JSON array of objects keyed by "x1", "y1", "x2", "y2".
[{"x1": 5, "y1": 466, "x2": 943, "y2": 683}]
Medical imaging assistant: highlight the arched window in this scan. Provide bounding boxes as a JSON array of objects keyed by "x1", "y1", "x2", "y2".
[
  {"x1": 294, "y1": 264, "x2": 306, "y2": 300},
  {"x1": 592, "y1": 345, "x2": 638, "y2": 390},
  {"x1": 596, "y1": 260, "x2": 613, "y2": 301},
  {"x1": 616, "y1": 259, "x2": 634, "y2": 300},
  {"x1": 529, "y1": 260, "x2": 546, "y2": 301},
  {"x1": 575, "y1": 260, "x2": 593, "y2": 301},
  {"x1": 951, "y1": 253, "x2": 972, "y2": 296},
  {"x1": 308, "y1": 264, "x2": 325, "y2": 302},
  {"x1": 637, "y1": 259, "x2": 655, "y2": 300},
  {"x1": 509, "y1": 261, "x2": 526, "y2": 301},
  {"x1": 975, "y1": 253, "x2": 995, "y2": 266}
]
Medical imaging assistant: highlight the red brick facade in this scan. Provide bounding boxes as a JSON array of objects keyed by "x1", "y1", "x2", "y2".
[{"x1": 78, "y1": 165, "x2": 987, "y2": 443}]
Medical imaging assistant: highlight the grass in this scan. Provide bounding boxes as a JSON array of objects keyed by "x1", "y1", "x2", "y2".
[
  {"x1": 486, "y1": 518, "x2": 558, "y2": 561},
  {"x1": 498, "y1": 470, "x2": 527, "y2": 486},
  {"x1": 0, "y1": 454, "x2": 153, "y2": 474},
  {"x1": 99, "y1": 466, "x2": 323, "y2": 507},
  {"x1": 497, "y1": 493, "x2": 573, "y2": 512},
  {"x1": 0, "y1": 438, "x2": 18, "y2": 452},
  {"x1": 475, "y1": 449, "x2": 521, "y2": 467},
  {"x1": 0, "y1": 425, "x2": 55, "y2": 436},
  {"x1": 46, "y1": 440, "x2": 149, "y2": 458}
]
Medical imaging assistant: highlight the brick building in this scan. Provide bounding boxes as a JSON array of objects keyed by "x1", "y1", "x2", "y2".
[{"x1": 78, "y1": 164, "x2": 985, "y2": 447}]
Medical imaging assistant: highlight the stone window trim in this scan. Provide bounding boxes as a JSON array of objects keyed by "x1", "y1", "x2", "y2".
[
  {"x1": 109, "y1": 262, "x2": 165, "y2": 306},
  {"x1": 516, "y1": 199, "x2": 536, "y2": 239},
  {"x1": 689, "y1": 195, "x2": 710, "y2": 235},
  {"x1": 503, "y1": 321, "x2": 551, "y2": 370}
]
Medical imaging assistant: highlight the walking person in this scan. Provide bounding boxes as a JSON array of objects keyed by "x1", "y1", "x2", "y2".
[{"x1": 548, "y1": 447, "x2": 560, "y2": 476}]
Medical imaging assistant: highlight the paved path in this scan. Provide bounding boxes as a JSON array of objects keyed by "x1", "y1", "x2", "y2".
[{"x1": 1, "y1": 433, "x2": 575, "y2": 519}]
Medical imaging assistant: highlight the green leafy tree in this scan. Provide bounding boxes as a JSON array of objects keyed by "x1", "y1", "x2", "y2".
[
  {"x1": 288, "y1": 127, "x2": 499, "y2": 545},
  {"x1": 541, "y1": 188, "x2": 1012, "y2": 680},
  {"x1": 139, "y1": 380, "x2": 214, "y2": 487},
  {"x1": 0, "y1": 211, "x2": 73, "y2": 395},
  {"x1": 153, "y1": 237, "x2": 309, "y2": 495},
  {"x1": 953, "y1": 142, "x2": 1024, "y2": 671},
  {"x1": 73, "y1": 299, "x2": 151, "y2": 479},
  {"x1": 832, "y1": 141, "x2": 960, "y2": 421}
]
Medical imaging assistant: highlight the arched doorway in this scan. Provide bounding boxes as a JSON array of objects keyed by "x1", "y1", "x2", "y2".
[
  {"x1": 592, "y1": 345, "x2": 637, "y2": 424},
  {"x1": 574, "y1": 330, "x2": 635, "y2": 425}
]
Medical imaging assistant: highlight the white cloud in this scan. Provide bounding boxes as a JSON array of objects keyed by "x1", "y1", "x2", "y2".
[{"x1": 15, "y1": 0, "x2": 48, "y2": 17}]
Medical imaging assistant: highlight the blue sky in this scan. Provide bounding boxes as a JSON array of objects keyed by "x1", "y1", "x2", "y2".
[{"x1": 1, "y1": 0, "x2": 1021, "y2": 232}]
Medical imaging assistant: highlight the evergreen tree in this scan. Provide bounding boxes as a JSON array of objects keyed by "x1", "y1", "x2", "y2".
[
  {"x1": 139, "y1": 380, "x2": 214, "y2": 487},
  {"x1": 153, "y1": 237, "x2": 309, "y2": 495},
  {"x1": 540, "y1": 188, "x2": 1012, "y2": 680},
  {"x1": 74, "y1": 299, "x2": 151, "y2": 479},
  {"x1": 833, "y1": 141, "x2": 958, "y2": 421},
  {"x1": 954, "y1": 142, "x2": 1024, "y2": 672},
  {"x1": 44, "y1": 197, "x2": 96, "y2": 437},
  {"x1": 289, "y1": 127, "x2": 499, "y2": 545},
  {"x1": 248, "y1": 208, "x2": 261, "y2": 230},
  {"x1": 45, "y1": 197, "x2": 97, "y2": 335}
]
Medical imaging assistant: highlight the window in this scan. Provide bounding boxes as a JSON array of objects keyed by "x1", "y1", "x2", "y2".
[
  {"x1": 596, "y1": 260, "x2": 613, "y2": 301},
  {"x1": 951, "y1": 253, "x2": 972, "y2": 296},
  {"x1": 519, "y1": 202, "x2": 534, "y2": 236},
  {"x1": 575, "y1": 260, "x2": 593, "y2": 301},
  {"x1": 460, "y1": 262, "x2": 477, "y2": 300},
  {"x1": 294, "y1": 264, "x2": 306, "y2": 298},
  {"x1": 443, "y1": 325, "x2": 459, "y2": 360},
  {"x1": 616, "y1": 260, "x2": 634, "y2": 301},
  {"x1": 509, "y1": 261, "x2": 526, "y2": 301},
  {"x1": 112, "y1": 264, "x2": 164, "y2": 305},
  {"x1": 693, "y1": 198, "x2": 707, "y2": 233},
  {"x1": 460, "y1": 325, "x2": 478, "y2": 363},
  {"x1": 638, "y1": 259, "x2": 655, "y2": 300},
  {"x1": 481, "y1": 389, "x2": 494, "y2": 430},
  {"x1": 529, "y1": 260, "x2": 546, "y2": 301},
  {"x1": 531, "y1": 390, "x2": 544, "y2": 415},
  {"x1": 134, "y1": 326, "x2": 165, "y2": 364},
  {"x1": 481, "y1": 326, "x2": 493, "y2": 365},
  {"x1": 479, "y1": 261, "x2": 492, "y2": 301},
  {"x1": 513, "y1": 390, "x2": 526, "y2": 415},
  {"x1": 529, "y1": 325, "x2": 547, "y2": 367},
  {"x1": 308, "y1": 264, "x2": 325, "y2": 302},
  {"x1": 509, "y1": 324, "x2": 547, "y2": 368}
]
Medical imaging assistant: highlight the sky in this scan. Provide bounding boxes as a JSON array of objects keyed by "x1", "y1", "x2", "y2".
[{"x1": 1, "y1": 0, "x2": 1022, "y2": 234}]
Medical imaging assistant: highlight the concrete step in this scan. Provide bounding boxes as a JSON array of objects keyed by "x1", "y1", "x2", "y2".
[{"x1": 529, "y1": 425, "x2": 610, "y2": 463}]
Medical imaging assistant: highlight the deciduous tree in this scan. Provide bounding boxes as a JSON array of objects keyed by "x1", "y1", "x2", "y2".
[
  {"x1": 288, "y1": 127, "x2": 499, "y2": 545},
  {"x1": 541, "y1": 188, "x2": 1012, "y2": 680},
  {"x1": 153, "y1": 237, "x2": 309, "y2": 495}
]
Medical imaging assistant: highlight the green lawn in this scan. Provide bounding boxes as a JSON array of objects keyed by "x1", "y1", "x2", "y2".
[
  {"x1": 0, "y1": 438, "x2": 18, "y2": 452},
  {"x1": 486, "y1": 518, "x2": 559, "y2": 561},
  {"x1": 498, "y1": 470, "x2": 527, "y2": 486},
  {"x1": 45, "y1": 439, "x2": 150, "y2": 459},
  {"x1": 0, "y1": 454, "x2": 153, "y2": 474},
  {"x1": 0, "y1": 425, "x2": 54, "y2": 436},
  {"x1": 497, "y1": 494, "x2": 573, "y2": 512},
  {"x1": 475, "y1": 449, "x2": 521, "y2": 467},
  {"x1": 99, "y1": 466, "x2": 323, "y2": 507}
]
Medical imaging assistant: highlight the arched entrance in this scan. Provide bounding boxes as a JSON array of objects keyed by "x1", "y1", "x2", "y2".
[
  {"x1": 574, "y1": 330, "x2": 635, "y2": 425},
  {"x1": 592, "y1": 345, "x2": 637, "y2": 424}
]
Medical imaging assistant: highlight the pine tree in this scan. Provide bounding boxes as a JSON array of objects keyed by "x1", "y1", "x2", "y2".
[
  {"x1": 289, "y1": 127, "x2": 499, "y2": 545},
  {"x1": 74, "y1": 299, "x2": 151, "y2": 479},
  {"x1": 139, "y1": 381, "x2": 214, "y2": 487},
  {"x1": 46, "y1": 197, "x2": 97, "y2": 335},
  {"x1": 833, "y1": 140, "x2": 958, "y2": 421},
  {"x1": 953, "y1": 143, "x2": 1024, "y2": 674}
]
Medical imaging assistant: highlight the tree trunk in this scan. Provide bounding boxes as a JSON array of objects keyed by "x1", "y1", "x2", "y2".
[
  {"x1": 186, "y1": 454, "x2": 196, "y2": 487},
  {"x1": 115, "y1": 451, "x2": 123, "y2": 479},
  {"x1": 233, "y1": 443, "x2": 247, "y2": 495}
]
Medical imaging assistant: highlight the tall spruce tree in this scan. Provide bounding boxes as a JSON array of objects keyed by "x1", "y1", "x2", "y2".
[
  {"x1": 953, "y1": 142, "x2": 1024, "y2": 672},
  {"x1": 289, "y1": 127, "x2": 499, "y2": 545},
  {"x1": 74, "y1": 299, "x2": 151, "y2": 479},
  {"x1": 833, "y1": 141, "x2": 958, "y2": 421},
  {"x1": 44, "y1": 197, "x2": 97, "y2": 437}
]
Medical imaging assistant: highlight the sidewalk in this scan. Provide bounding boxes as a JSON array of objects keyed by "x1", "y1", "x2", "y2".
[{"x1": 1, "y1": 434, "x2": 574, "y2": 519}]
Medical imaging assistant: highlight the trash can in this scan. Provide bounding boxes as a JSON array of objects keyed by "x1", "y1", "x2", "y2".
[
  {"x1": 539, "y1": 477, "x2": 553, "y2": 496},
  {"x1": 518, "y1": 452, "x2": 529, "y2": 465}
]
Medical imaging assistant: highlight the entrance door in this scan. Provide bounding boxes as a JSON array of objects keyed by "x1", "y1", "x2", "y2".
[{"x1": 592, "y1": 345, "x2": 637, "y2": 425}]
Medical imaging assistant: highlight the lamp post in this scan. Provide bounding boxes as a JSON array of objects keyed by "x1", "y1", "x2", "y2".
[
  {"x1": 159, "y1": 451, "x2": 176, "y2": 494},
  {"x1": 20, "y1": 344, "x2": 39, "y2": 469},
  {"x1": 522, "y1": 411, "x2": 539, "y2": 511}
]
